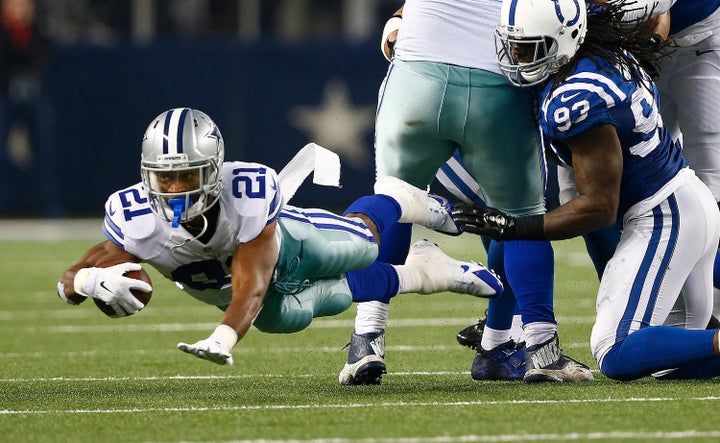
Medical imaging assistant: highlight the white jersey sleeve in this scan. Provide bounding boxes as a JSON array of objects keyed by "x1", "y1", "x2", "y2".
[
  {"x1": 102, "y1": 183, "x2": 157, "y2": 251},
  {"x1": 219, "y1": 161, "x2": 283, "y2": 244}
]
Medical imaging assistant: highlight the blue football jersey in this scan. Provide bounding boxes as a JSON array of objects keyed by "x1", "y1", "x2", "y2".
[{"x1": 539, "y1": 53, "x2": 688, "y2": 218}]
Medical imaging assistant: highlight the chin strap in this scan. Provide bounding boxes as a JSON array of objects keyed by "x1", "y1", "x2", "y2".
[
  {"x1": 167, "y1": 197, "x2": 209, "y2": 251},
  {"x1": 170, "y1": 214, "x2": 208, "y2": 252}
]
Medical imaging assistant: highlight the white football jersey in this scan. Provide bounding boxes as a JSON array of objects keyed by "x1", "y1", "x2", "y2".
[
  {"x1": 394, "y1": 0, "x2": 502, "y2": 73},
  {"x1": 102, "y1": 161, "x2": 283, "y2": 307}
]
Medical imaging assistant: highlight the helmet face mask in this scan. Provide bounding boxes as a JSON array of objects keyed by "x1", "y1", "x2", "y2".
[
  {"x1": 140, "y1": 108, "x2": 224, "y2": 227},
  {"x1": 496, "y1": 0, "x2": 587, "y2": 87}
]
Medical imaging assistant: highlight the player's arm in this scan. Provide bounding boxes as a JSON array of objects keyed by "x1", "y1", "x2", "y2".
[
  {"x1": 541, "y1": 124, "x2": 622, "y2": 239},
  {"x1": 57, "y1": 240, "x2": 150, "y2": 314},
  {"x1": 381, "y1": 4, "x2": 404, "y2": 61},
  {"x1": 177, "y1": 221, "x2": 280, "y2": 365},
  {"x1": 222, "y1": 220, "x2": 280, "y2": 342},
  {"x1": 454, "y1": 124, "x2": 622, "y2": 241}
]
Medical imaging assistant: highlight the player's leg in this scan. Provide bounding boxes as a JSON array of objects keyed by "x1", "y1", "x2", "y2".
[
  {"x1": 593, "y1": 175, "x2": 720, "y2": 380},
  {"x1": 339, "y1": 242, "x2": 503, "y2": 385},
  {"x1": 341, "y1": 59, "x2": 458, "y2": 385},
  {"x1": 462, "y1": 72, "x2": 590, "y2": 382},
  {"x1": 471, "y1": 239, "x2": 526, "y2": 381},
  {"x1": 436, "y1": 151, "x2": 525, "y2": 354}
]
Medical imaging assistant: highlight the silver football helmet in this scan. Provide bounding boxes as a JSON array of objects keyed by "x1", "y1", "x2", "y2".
[
  {"x1": 495, "y1": 0, "x2": 588, "y2": 87},
  {"x1": 140, "y1": 108, "x2": 224, "y2": 227}
]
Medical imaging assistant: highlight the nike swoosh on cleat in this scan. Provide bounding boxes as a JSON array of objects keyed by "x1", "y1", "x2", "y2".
[{"x1": 696, "y1": 49, "x2": 718, "y2": 56}]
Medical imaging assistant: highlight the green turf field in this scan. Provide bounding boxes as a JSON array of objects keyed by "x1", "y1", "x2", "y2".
[{"x1": 1, "y1": 225, "x2": 719, "y2": 443}]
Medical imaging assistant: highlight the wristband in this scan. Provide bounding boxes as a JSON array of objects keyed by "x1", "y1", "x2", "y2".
[
  {"x1": 56, "y1": 281, "x2": 80, "y2": 305},
  {"x1": 211, "y1": 324, "x2": 238, "y2": 349},
  {"x1": 513, "y1": 214, "x2": 546, "y2": 240},
  {"x1": 73, "y1": 267, "x2": 97, "y2": 297},
  {"x1": 381, "y1": 16, "x2": 402, "y2": 61}
]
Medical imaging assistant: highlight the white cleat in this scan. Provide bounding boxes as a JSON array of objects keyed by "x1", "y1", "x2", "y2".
[
  {"x1": 404, "y1": 239, "x2": 503, "y2": 298},
  {"x1": 523, "y1": 333, "x2": 594, "y2": 383},
  {"x1": 374, "y1": 176, "x2": 460, "y2": 235}
]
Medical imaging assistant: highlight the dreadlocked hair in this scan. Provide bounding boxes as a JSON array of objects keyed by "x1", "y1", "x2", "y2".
[{"x1": 552, "y1": 0, "x2": 672, "y2": 91}]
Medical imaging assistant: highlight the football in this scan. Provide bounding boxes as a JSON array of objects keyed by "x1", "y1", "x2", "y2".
[{"x1": 93, "y1": 262, "x2": 153, "y2": 318}]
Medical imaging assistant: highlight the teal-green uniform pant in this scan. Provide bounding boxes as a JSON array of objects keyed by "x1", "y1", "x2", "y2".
[
  {"x1": 376, "y1": 59, "x2": 545, "y2": 216},
  {"x1": 252, "y1": 206, "x2": 378, "y2": 333}
]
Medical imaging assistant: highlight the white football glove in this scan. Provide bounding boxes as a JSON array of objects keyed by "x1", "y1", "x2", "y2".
[
  {"x1": 73, "y1": 263, "x2": 151, "y2": 316},
  {"x1": 177, "y1": 325, "x2": 237, "y2": 365},
  {"x1": 177, "y1": 337, "x2": 234, "y2": 365}
]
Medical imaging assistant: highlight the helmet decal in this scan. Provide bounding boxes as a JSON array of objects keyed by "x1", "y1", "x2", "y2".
[
  {"x1": 553, "y1": 0, "x2": 581, "y2": 26},
  {"x1": 162, "y1": 107, "x2": 190, "y2": 155},
  {"x1": 508, "y1": 0, "x2": 519, "y2": 25}
]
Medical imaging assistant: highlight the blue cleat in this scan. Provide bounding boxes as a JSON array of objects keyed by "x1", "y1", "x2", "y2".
[
  {"x1": 471, "y1": 340, "x2": 526, "y2": 381},
  {"x1": 339, "y1": 330, "x2": 387, "y2": 385}
]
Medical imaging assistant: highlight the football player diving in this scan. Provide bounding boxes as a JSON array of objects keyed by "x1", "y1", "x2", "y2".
[{"x1": 56, "y1": 107, "x2": 503, "y2": 368}]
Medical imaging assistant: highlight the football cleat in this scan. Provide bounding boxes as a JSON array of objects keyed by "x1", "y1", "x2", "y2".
[
  {"x1": 457, "y1": 316, "x2": 487, "y2": 350},
  {"x1": 523, "y1": 333, "x2": 594, "y2": 383},
  {"x1": 707, "y1": 315, "x2": 720, "y2": 329},
  {"x1": 374, "y1": 175, "x2": 460, "y2": 235},
  {"x1": 339, "y1": 330, "x2": 387, "y2": 385},
  {"x1": 404, "y1": 240, "x2": 503, "y2": 298},
  {"x1": 471, "y1": 340, "x2": 526, "y2": 381}
]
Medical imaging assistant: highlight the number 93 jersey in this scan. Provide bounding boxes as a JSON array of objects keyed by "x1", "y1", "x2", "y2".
[
  {"x1": 539, "y1": 53, "x2": 689, "y2": 216},
  {"x1": 101, "y1": 161, "x2": 283, "y2": 307}
]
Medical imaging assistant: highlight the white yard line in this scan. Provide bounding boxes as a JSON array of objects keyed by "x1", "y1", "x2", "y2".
[
  {"x1": 149, "y1": 431, "x2": 720, "y2": 442},
  {"x1": 1, "y1": 397, "x2": 719, "y2": 415},
  {"x1": 0, "y1": 218, "x2": 104, "y2": 241}
]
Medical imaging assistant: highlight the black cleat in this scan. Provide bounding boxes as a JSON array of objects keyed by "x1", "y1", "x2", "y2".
[{"x1": 457, "y1": 317, "x2": 486, "y2": 350}]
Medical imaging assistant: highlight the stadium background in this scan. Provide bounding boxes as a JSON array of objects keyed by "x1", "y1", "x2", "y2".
[{"x1": 0, "y1": 0, "x2": 559, "y2": 218}]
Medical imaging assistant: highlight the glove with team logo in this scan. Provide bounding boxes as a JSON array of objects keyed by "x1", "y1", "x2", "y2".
[
  {"x1": 452, "y1": 203, "x2": 545, "y2": 240},
  {"x1": 73, "y1": 263, "x2": 151, "y2": 315}
]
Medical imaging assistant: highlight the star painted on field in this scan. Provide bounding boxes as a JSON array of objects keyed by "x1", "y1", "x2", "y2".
[{"x1": 290, "y1": 79, "x2": 375, "y2": 168}]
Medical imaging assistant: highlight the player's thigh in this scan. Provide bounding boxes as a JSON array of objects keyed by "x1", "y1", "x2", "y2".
[
  {"x1": 375, "y1": 60, "x2": 456, "y2": 186},
  {"x1": 254, "y1": 277, "x2": 354, "y2": 334},
  {"x1": 461, "y1": 79, "x2": 545, "y2": 215},
  {"x1": 591, "y1": 183, "x2": 718, "y2": 363},
  {"x1": 253, "y1": 286, "x2": 314, "y2": 333},
  {"x1": 277, "y1": 209, "x2": 378, "y2": 280}
]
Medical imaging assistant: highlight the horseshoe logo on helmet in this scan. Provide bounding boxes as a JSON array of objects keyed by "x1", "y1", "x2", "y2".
[{"x1": 552, "y1": 0, "x2": 581, "y2": 26}]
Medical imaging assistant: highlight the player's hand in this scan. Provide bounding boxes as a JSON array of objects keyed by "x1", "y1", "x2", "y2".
[
  {"x1": 452, "y1": 203, "x2": 517, "y2": 240},
  {"x1": 381, "y1": 16, "x2": 401, "y2": 61},
  {"x1": 73, "y1": 263, "x2": 151, "y2": 315},
  {"x1": 177, "y1": 337, "x2": 234, "y2": 365}
]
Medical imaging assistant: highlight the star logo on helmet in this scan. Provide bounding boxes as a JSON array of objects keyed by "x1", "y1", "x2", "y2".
[{"x1": 206, "y1": 125, "x2": 223, "y2": 148}]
